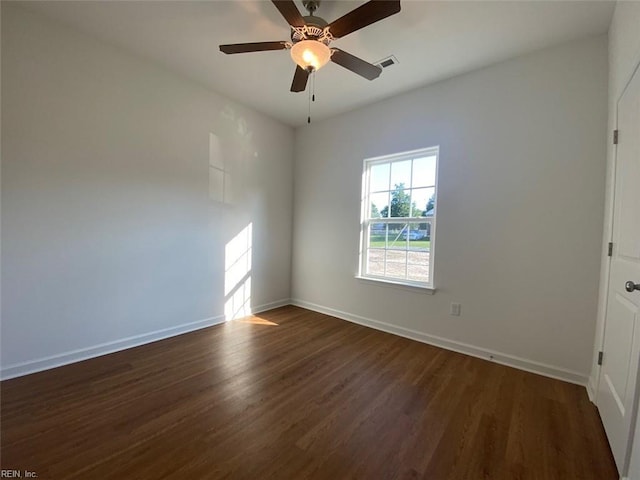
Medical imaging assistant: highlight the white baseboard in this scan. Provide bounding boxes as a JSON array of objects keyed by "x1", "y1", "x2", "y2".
[
  {"x1": 291, "y1": 298, "x2": 589, "y2": 387},
  {"x1": 0, "y1": 298, "x2": 291, "y2": 380},
  {"x1": 3, "y1": 297, "x2": 588, "y2": 388},
  {"x1": 587, "y1": 376, "x2": 598, "y2": 403},
  {"x1": 251, "y1": 298, "x2": 291, "y2": 314}
]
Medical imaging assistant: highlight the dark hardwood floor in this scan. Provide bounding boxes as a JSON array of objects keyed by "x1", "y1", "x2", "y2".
[{"x1": 1, "y1": 306, "x2": 617, "y2": 479}]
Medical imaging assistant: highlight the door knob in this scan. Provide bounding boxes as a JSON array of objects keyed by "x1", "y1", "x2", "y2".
[{"x1": 626, "y1": 281, "x2": 640, "y2": 293}]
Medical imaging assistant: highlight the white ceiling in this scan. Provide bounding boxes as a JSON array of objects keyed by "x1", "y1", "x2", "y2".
[{"x1": 19, "y1": 1, "x2": 614, "y2": 127}]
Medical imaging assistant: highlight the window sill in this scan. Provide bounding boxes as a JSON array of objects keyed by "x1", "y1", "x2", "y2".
[{"x1": 355, "y1": 276, "x2": 436, "y2": 294}]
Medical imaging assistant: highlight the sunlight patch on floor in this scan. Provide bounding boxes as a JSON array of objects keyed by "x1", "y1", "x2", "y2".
[{"x1": 238, "y1": 316, "x2": 278, "y2": 326}]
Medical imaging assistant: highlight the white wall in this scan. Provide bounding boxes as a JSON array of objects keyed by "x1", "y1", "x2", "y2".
[
  {"x1": 292, "y1": 35, "x2": 608, "y2": 383},
  {"x1": 1, "y1": 6, "x2": 294, "y2": 378},
  {"x1": 600, "y1": 3, "x2": 640, "y2": 479}
]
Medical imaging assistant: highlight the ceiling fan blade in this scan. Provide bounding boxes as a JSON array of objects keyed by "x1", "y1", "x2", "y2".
[
  {"x1": 272, "y1": 0, "x2": 306, "y2": 27},
  {"x1": 290, "y1": 66, "x2": 310, "y2": 92},
  {"x1": 327, "y1": 0, "x2": 401, "y2": 39},
  {"x1": 331, "y1": 49, "x2": 382, "y2": 80},
  {"x1": 220, "y1": 41, "x2": 287, "y2": 54}
]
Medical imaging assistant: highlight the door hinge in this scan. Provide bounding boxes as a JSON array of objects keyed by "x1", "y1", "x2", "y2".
[
  {"x1": 598, "y1": 351, "x2": 604, "y2": 366},
  {"x1": 613, "y1": 130, "x2": 619, "y2": 145},
  {"x1": 608, "y1": 242, "x2": 613, "y2": 257}
]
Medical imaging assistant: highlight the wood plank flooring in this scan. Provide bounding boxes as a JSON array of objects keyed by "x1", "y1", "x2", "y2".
[{"x1": 1, "y1": 306, "x2": 618, "y2": 479}]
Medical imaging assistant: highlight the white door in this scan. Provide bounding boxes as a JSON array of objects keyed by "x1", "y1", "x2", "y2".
[{"x1": 598, "y1": 64, "x2": 640, "y2": 474}]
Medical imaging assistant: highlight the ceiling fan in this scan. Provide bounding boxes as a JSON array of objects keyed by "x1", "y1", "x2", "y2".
[{"x1": 219, "y1": 0, "x2": 401, "y2": 93}]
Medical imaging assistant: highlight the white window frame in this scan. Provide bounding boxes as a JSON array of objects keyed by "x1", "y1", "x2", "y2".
[{"x1": 358, "y1": 146, "x2": 439, "y2": 290}]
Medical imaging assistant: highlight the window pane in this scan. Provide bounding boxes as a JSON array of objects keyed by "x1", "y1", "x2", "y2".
[
  {"x1": 408, "y1": 228, "x2": 430, "y2": 251},
  {"x1": 408, "y1": 264, "x2": 429, "y2": 283},
  {"x1": 387, "y1": 223, "x2": 406, "y2": 247},
  {"x1": 385, "y1": 249, "x2": 407, "y2": 279},
  {"x1": 390, "y1": 160, "x2": 411, "y2": 191},
  {"x1": 370, "y1": 192, "x2": 389, "y2": 218},
  {"x1": 368, "y1": 223, "x2": 387, "y2": 248},
  {"x1": 413, "y1": 221, "x2": 432, "y2": 241},
  {"x1": 412, "y1": 156, "x2": 437, "y2": 188},
  {"x1": 410, "y1": 187, "x2": 435, "y2": 217},
  {"x1": 367, "y1": 249, "x2": 385, "y2": 276},
  {"x1": 408, "y1": 248, "x2": 430, "y2": 263},
  {"x1": 391, "y1": 222, "x2": 424, "y2": 244},
  {"x1": 370, "y1": 163, "x2": 390, "y2": 192},
  {"x1": 388, "y1": 184, "x2": 411, "y2": 218}
]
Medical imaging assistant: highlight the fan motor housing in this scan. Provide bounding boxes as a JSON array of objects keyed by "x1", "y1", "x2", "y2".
[
  {"x1": 291, "y1": 17, "x2": 330, "y2": 44},
  {"x1": 289, "y1": 0, "x2": 331, "y2": 45},
  {"x1": 302, "y1": 15, "x2": 327, "y2": 29}
]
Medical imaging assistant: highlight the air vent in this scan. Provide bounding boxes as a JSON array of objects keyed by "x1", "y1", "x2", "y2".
[{"x1": 376, "y1": 55, "x2": 399, "y2": 69}]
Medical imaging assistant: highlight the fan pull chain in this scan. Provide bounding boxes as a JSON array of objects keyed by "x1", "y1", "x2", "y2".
[
  {"x1": 307, "y1": 71, "x2": 316, "y2": 124},
  {"x1": 307, "y1": 82, "x2": 311, "y2": 124}
]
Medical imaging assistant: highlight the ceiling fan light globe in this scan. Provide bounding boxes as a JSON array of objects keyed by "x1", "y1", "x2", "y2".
[{"x1": 290, "y1": 40, "x2": 331, "y2": 72}]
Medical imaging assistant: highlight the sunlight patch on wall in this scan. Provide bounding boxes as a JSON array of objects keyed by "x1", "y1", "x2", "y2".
[
  {"x1": 209, "y1": 132, "x2": 232, "y2": 204},
  {"x1": 224, "y1": 223, "x2": 252, "y2": 321}
]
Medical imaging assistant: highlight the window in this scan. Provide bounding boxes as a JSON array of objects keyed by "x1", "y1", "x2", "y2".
[{"x1": 359, "y1": 147, "x2": 439, "y2": 289}]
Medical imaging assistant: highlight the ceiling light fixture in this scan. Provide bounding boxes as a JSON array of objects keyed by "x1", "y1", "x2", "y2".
[{"x1": 290, "y1": 40, "x2": 331, "y2": 72}]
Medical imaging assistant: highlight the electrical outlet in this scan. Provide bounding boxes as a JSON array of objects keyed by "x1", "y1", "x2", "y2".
[{"x1": 450, "y1": 302, "x2": 461, "y2": 316}]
